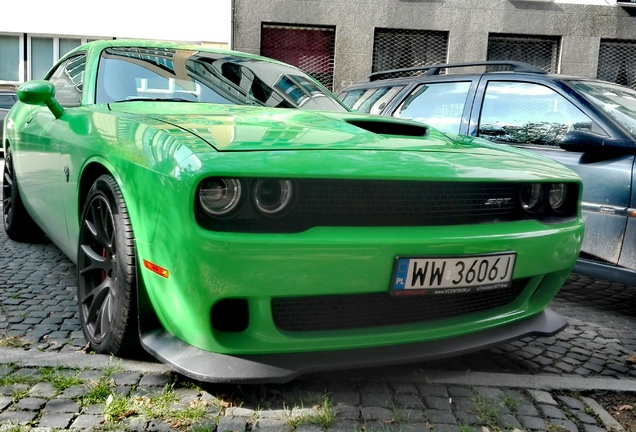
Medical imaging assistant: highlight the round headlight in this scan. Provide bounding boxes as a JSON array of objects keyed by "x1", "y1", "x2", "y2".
[
  {"x1": 520, "y1": 183, "x2": 545, "y2": 212},
  {"x1": 548, "y1": 183, "x2": 568, "y2": 211},
  {"x1": 198, "y1": 178, "x2": 242, "y2": 216},
  {"x1": 253, "y1": 179, "x2": 294, "y2": 215}
]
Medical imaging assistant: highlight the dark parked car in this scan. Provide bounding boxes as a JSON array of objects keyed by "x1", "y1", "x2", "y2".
[
  {"x1": 0, "y1": 89, "x2": 17, "y2": 157},
  {"x1": 339, "y1": 61, "x2": 636, "y2": 285}
]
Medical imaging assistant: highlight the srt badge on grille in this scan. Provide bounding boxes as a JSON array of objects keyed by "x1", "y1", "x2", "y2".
[{"x1": 485, "y1": 198, "x2": 512, "y2": 207}]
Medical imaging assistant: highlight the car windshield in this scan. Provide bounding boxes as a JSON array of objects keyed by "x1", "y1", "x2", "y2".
[
  {"x1": 96, "y1": 47, "x2": 346, "y2": 111},
  {"x1": 570, "y1": 80, "x2": 636, "y2": 139}
]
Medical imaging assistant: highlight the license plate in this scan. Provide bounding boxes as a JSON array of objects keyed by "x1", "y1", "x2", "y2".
[{"x1": 390, "y1": 252, "x2": 516, "y2": 296}]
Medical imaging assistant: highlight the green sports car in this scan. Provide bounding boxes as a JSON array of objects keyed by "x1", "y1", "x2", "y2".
[{"x1": 2, "y1": 40, "x2": 584, "y2": 383}]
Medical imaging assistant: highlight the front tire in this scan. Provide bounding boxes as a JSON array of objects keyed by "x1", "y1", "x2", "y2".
[
  {"x1": 2, "y1": 145, "x2": 44, "y2": 242},
  {"x1": 77, "y1": 174, "x2": 139, "y2": 355}
]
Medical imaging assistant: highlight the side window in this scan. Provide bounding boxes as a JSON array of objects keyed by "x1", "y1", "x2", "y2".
[
  {"x1": 47, "y1": 55, "x2": 85, "y2": 107},
  {"x1": 340, "y1": 86, "x2": 404, "y2": 115},
  {"x1": 478, "y1": 81, "x2": 606, "y2": 147},
  {"x1": 393, "y1": 82, "x2": 471, "y2": 134}
]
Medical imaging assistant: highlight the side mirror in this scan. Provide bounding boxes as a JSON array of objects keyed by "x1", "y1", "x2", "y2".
[
  {"x1": 559, "y1": 130, "x2": 636, "y2": 153},
  {"x1": 17, "y1": 80, "x2": 65, "y2": 119}
]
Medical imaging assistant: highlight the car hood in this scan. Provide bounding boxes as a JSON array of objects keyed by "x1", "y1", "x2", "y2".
[{"x1": 110, "y1": 103, "x2": 510, "y2": 156}]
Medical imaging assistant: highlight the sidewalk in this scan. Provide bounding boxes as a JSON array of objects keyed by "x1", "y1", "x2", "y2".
[{"x1": 0, "y1": 347, "x2": 630, "y2": 431}]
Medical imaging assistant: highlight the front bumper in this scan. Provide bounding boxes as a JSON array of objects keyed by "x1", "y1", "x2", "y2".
[{"x1": 140, "y1": 308, "x2": 566, "y2": 383}]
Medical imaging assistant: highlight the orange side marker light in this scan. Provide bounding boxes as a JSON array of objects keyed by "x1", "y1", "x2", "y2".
[{"x1": 143, "y1": 259, "x2": 169, "y2": 278}]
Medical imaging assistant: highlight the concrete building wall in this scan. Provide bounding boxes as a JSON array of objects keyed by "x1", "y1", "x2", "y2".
[{"x1": 232, "y1": 0, "x2": 636, "y2": 91}]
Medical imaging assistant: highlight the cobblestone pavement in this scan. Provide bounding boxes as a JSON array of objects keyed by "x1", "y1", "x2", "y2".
[{"x1": 1, "y1": 158, "x2": 636, "y2": 431}]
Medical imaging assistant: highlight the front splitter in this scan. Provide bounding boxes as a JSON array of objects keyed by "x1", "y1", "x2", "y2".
[{"x1": 140, "y1": 308, "x2": 566, "y2": 384}]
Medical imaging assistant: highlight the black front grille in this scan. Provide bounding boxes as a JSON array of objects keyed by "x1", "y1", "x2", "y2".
[
  {"x1": 294, "y1": 180, "x2": 519, "y2": 225},
  {"x1": 272, "y1": 278, "x2": 528, "y2": 332},
  {"x1": 197, "y1": 179, "x2": 579, "y2": 233}
]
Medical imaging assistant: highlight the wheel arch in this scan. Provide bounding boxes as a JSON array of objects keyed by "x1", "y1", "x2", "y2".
[
  {"x1": 77, "y1": 161, "x2": 163, "y2": 344},
  {"x1": 77, "y1": 162, "x2": 112, "y2": 218}
]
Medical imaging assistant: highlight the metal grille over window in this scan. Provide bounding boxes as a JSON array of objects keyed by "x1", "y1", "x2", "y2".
[
  {"x1": 487, "y1": 34, "x2": 560, "y2": 73},
  {"x1": 261, "y1": 24, "x2": 336, "y2": 90},
  {"x1": 597, "y1": 39, "x2": 636, "y2": 90},
  {"x1": 372, "y1": 29, "x2": 448, "y2": 78}
]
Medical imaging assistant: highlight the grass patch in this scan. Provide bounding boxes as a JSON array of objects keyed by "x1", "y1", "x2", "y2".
[
  {"x1": 77, "y1": 377, "x2": 113, "y2": 407},
  {"x1": 101, "y1": 384, "x2": 212, "y2": 430},
  {"x1": 0, "y1": 335, "x2": 31, "y2": 349},
  {"x1": 285, "y1": 395, "x2": 336, "y2": 429},
  {"x1": 39, "y1": 367, "x2": 84, "y2": 392},
  {"x1": 101, "y1": 357, "x2": 126, "y2": 378}
]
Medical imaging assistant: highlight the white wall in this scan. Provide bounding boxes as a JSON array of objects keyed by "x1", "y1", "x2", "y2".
[{"x1": 3, "y1": 0, "x2": 232, "y2": 45}]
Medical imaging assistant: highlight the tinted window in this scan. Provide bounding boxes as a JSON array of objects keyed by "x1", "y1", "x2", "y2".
[
  {"x1": 96, "y1": 47, "x2": 346, "y2": 111},
  {"x1": 340, "y1": 86, "x2": 404, "y2": 115},
  {"x1": 479, "y1": 81, "x2": 605, "y2": 147},
  {"x1": 48, "y1": 55, "x2": 85, "y2": 107},
  {"x1": 393, "y1": 82, "x2": 471, "y2": 134}
]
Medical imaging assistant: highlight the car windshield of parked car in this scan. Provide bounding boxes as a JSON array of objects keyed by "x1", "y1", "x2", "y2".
[
  {"x1": 95, "y1": 47, "x2": 346, "y2": 111},
  {"x1": 570, "y1": 80, "x2": 636, "y2": 140}
]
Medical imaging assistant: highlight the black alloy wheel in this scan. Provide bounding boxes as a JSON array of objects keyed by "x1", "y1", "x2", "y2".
[
  {"x1": 77, "y1": 174, "x2": 139, "y2": 355},
  {"x1": 2, "y1": 145, "x2": 42, "y2": 242}
]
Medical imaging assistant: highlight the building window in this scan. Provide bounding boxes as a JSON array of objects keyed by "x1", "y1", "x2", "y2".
[
  {"x1": 31, "y1": 37, "x2": 55, "y2": 80},
  {"x1": 597, "y1": 39, "x2": 636, "y2": 90},
  {"x1": 28, "y1": 36, "x2": 102, "y2": 81},
  {"x1": 261, "y1": 24, "x2": 336, "y2": 90},
  {"x1": 0, "y1": 34, "x2": 23, "y2": 83},
  {"x1": 487, "y1": 34, "x2": 560, "y2": 73},
  {"x1": 372, "y1": 29, "x2": 448, "y2": 75}
]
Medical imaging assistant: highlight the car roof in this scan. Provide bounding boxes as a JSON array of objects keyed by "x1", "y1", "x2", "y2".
[{"x1": 345, "y1": 60, "x2": 612, "y2": 89}]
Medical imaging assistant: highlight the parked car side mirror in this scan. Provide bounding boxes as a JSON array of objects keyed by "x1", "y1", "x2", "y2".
[
  {"x1": 17, "y1": 80, "x2": 65, "y2": 119},
  {"x1": 559, "y1": 130, "x2": 636, "y2": 153}
]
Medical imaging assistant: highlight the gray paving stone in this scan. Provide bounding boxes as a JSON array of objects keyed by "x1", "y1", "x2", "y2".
[
  {"x1": 334, "y1": 405, "x2": 359, "y2": 420},
  {"x1": 518, "y1": 415, "x2": 547, "y2": 431},
  {"x1": 0, "y1": 409, "x2": 38, "y2": 423},
  {"x1": 423, "y1": 395, "x2": 451, "y2": 410},
  {"x1": 360, "y1": 392, "x2": 393, "y2": 409},
  {"x1": 539, "y1": 404, "x2": 568, "y2": 420},
  {"x1": 43, "y1": 399, "x2": 79, "y2": 413},
  {"x1": 37, "y1": 412, "x2": 75, "y2": 428},
  {"x1": 423, "y1": 409, "x2": 456, "y2": 424},
  {"x1": 529, "y1": 389, "x2": 558, "y2": 405},
  {"x1": 29, "y1": 382, "x2": 57, "y2": 398},
  {"x1": 360, "y1": 407, "x2": 392, "y2": 421},
  {"x1": 0, "y1": 397, "x2": 13, "y2": 411},
  {"x1": 331, "y1": 391, "x2": 359, "y2": 406},
  {"x1": 394, "y1": 394, "x2": 424, "y2": 410},
  {"x1": 70, "y1": 413, "x2": 103, "y2": 428},
  {"x1": 138, "y1": 372, "x2": 171, "y2": 387},
  {"x1": 15, "y1": 397, "x2": 47, "y2": 411},
  {"x1": 252, "y1": 418, "x2": 292, "y2": 431},
  {"x1": 327, "y1": 420, "x2": 362, "y2": 432}
]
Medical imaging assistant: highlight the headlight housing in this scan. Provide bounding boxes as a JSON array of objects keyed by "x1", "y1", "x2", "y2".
[
  {"x1": 198, "y1": 178, "x2": 243, "y2": 217},
  {"x1": 520, "y1": 183, "x2": 545, "y2": 212},
  {"x1": 547, "y1": 183, "x2": 568, "y2": 212},
  {"x1": 253, "y1": 179, "x2": 295, "y2": 216}
]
